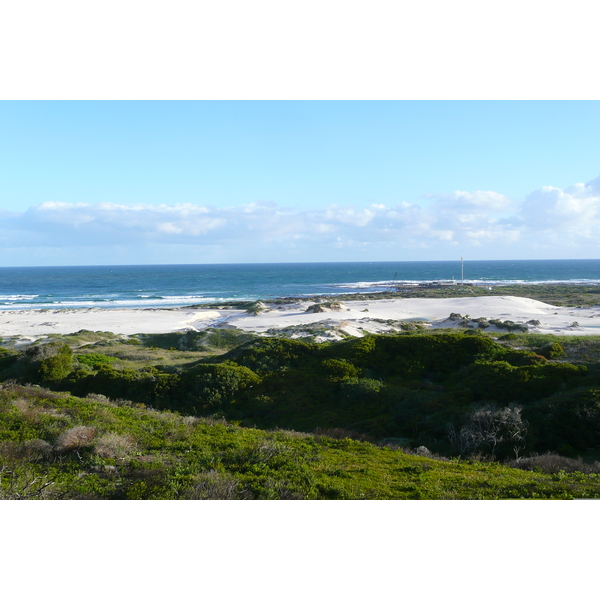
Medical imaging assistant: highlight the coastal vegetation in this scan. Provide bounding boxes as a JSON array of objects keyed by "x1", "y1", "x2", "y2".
[
  {"x1": 2, "y1": 324, "x2": 600, "y2": 499},
  {"x1": 1, "y1": 382, "x2": 600, "y2": 500},
  {"x1": 189, "y1": 283, "x2": 600, "y2": 309}
]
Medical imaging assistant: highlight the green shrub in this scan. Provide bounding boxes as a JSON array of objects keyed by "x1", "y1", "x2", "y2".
[
  {"x1": 90, "y1": 365, "x2": 143, "y2": 399},
  {"x1": 331, "y1": 336, "x2": 377, "y2": 363},
  {"x1": 320, "y1": 358, "x2": 361, "y2": 382},
  {"x1": 39, "y1": 344, "x2": 74, "y2": 383},
  {"x1": 339, "y1": 378, "x2": 384, "y2": 404},
  {"x1": 178, "y1": 363, "x2": 261, "y2": 414},
  {"x1": 76, "y1": 353, "x2": 120, "y2": 369},
  {"x1": 0, "y1": 348, "x2": 18, "y2": 375},
  {"x1": 489, "y1": 319, "x2": 528, "y2": 333},
  {"x1": 227, "y1": 338, "x2": 316, "y2": 372},
  {"x1": 501, "y1": 349, "x2": 548, "y2": 367},
  {"x1": 525, "y1": 388, "x2": 600, "y2": 452},
  {"x1": 538, "y1": 342, "x2": 565, "y2": 359}
]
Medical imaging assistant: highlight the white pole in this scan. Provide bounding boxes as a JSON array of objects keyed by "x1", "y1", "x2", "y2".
[{"x1": 461, "y1": 257, "x2": 464, "y2": 284}]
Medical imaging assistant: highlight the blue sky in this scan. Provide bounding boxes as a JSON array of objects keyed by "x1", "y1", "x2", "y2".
[{"x1": 2, "y1": 100, "x2": 600, "y2": 266}]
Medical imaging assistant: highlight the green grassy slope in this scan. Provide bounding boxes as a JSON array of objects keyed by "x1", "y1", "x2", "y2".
[{"x1": 2, "y1": 383, "x2": 600, "y2": 500}]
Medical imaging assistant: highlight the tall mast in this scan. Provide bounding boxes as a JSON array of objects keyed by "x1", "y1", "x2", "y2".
[{"x1": 461, "y1": 256, "x2": 464, "y2": 284}]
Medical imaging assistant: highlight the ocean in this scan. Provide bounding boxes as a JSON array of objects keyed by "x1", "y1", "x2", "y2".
[{"x1": 1, "y1": 260, "x2": 599, "y2": 311}]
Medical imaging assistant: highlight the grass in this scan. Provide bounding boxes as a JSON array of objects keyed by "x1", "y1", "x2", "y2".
[
  {"x1": 489, "y1": 332, "x2": 600, "y2": 363},
  {"x1": 2, "y1": 382, "x2": 600, "y2": 499},
  {"x1": 0, "y1": 328, "x2": 259, "y2": 373},
  {"x1": 71, "y1": 328, "x2": 261, "y2": 371}
]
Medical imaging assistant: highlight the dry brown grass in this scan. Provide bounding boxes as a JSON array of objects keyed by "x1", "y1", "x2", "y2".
[
  {"x1": 54, "y1": 425, "x2": 97, "y2": 451},
  {"x1": 12, "y1": 398, "x2": 31, "y2": 413},
  {"x1": 263, "y1": 477, "x2": 304, "y2": 499},
  {"x1": 93, "y1": 432, "x2": 137, "y2": 459},
  {"x1": 269, "y1": 427, "x2": 313, "y2": 439},
  {"x1": 508, "y1": 453, "x2": 600, "y2": 474},
  {"x1": 0, "y1": 439, "x2": 53, "y2": 462},
  {"x1": 186, "y1": 470, "x2": 248, "y2": 500},
  {"x1": 85, "y1": 393, "x2": 113, "y2": 405},
  {"x1": 11, "y1": 396, "x2": 69, "y2": 423},
  {"x1": 314, "y1": 427, "x2": 373, "y2": 442}
]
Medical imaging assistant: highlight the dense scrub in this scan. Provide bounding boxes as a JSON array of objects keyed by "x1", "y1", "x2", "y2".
[
  {"x1": 2, "y1": 383, "x2": 600, "y2": 500},
  {"x1": 2, "y1": 331, "x2": 600, "y2": 463}
]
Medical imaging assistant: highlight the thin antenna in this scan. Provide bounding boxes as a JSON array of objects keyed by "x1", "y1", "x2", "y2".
[{"x1": 461, "y1": 257, "x2": 464, "y2": 284}]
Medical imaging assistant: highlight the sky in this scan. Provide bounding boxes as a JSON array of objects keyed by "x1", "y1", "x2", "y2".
[{"x1": 1, "y1": 100, "x2": 600, "y2": 266}]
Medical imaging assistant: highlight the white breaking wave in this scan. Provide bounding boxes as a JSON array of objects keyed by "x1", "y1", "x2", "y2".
[
  {"x1": 0, "y1": 295, "x2": 257, "y2": 311},
  {"x1": 0, "y1": 294, "x2": 39, "y2": 301}
]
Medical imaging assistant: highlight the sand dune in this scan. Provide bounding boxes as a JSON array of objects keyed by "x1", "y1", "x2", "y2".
[
  {"x1": 0, "y1": 296, "x2": 598, "y2": 341},
  {"x1": 226, "y1": 296, "x2": 600, "y2": 338}
]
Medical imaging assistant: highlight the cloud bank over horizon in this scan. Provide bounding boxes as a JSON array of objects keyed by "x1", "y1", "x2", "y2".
[{"x1": 2, "y1": 175, "x2": 600, "y2": 266}]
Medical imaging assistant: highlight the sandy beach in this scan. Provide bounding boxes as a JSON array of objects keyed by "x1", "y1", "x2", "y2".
[
  {"x1": 1, "y1": 295, "x2": 599, "y2": 342},
  {"x1": 0, "y1": 308, "x2": 230, "y2": 342}
]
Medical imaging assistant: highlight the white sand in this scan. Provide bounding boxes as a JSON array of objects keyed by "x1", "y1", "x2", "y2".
[
  {"x1": 0, "y1": 308, "x2": 228, "y2": 340},
  {"x1": 226, "y1": 296, "x2": 600, "y2": 339},
  {"x1": 1, "y1": 296, "x2": 599, "y2": 342}
]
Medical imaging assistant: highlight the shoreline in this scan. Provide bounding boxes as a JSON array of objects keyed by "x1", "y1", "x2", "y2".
[
  {"x1": 3, "y1": 283, "x2": 600, "y2": 313},
  {"x1": 1, "y1": 290, "x2": 600, "y2": 342}
]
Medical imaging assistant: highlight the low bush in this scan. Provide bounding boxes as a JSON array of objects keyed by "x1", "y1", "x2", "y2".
[
  {"x1": 184, "y1": 470, "x2": 249, "y2": 500},
  {"x1": 538, "y1": 342, "x2": 565, "y2": 359},
  {"x1": 489, "y1": 319, "x2": 528, "y2": 333},
  {"x1": 1, "y1": 438, "x2": 53, "y2": 462},
  {"x1": 54, "y1": 425, "x2": 97, "y2": 451},
  {"x1": 508, "y1": 453, "x2": 600, "y2": 474},
  {"x1": 320, "y1": 358, "x2": 361, "y2": 381},
  {"x1": 94, "y1": 432, "x2": 137, "y2": 459}
]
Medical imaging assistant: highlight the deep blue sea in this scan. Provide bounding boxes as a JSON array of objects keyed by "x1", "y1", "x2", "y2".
[{"x1": 1, "y1": 260, "x2": 599, "y2": 311}]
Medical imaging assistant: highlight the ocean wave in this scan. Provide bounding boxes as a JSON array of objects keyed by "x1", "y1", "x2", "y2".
[
  {"x1": 0, "y1": 294, "x2": 39, "y2": 300},
  {"x1": 0, "y1": 295, "x2": 257, "y2": 311},
  {"x1": 329, "y1": 278, "x2": 600, "y2": 288},
  {"x1": 462, "y1": 279, "x2": 600, "y2": 286},
  {"x1": 328, "y1": 280, "x2": 404, "y2": 289}
]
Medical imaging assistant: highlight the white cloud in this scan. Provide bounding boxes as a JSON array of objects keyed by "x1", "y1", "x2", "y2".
[
  {"x1": 323, "y1": 206, "x2": 377, "y2": 227},
  {"x1": 428, "y1": 190, "x2": 514, "y2": 213},
  {"x1": 521, "y1": 183, "x2": 600, "y2": 234},
  {"x1": 3, "y1": 174, "x2": 600, "y2": 263}
]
